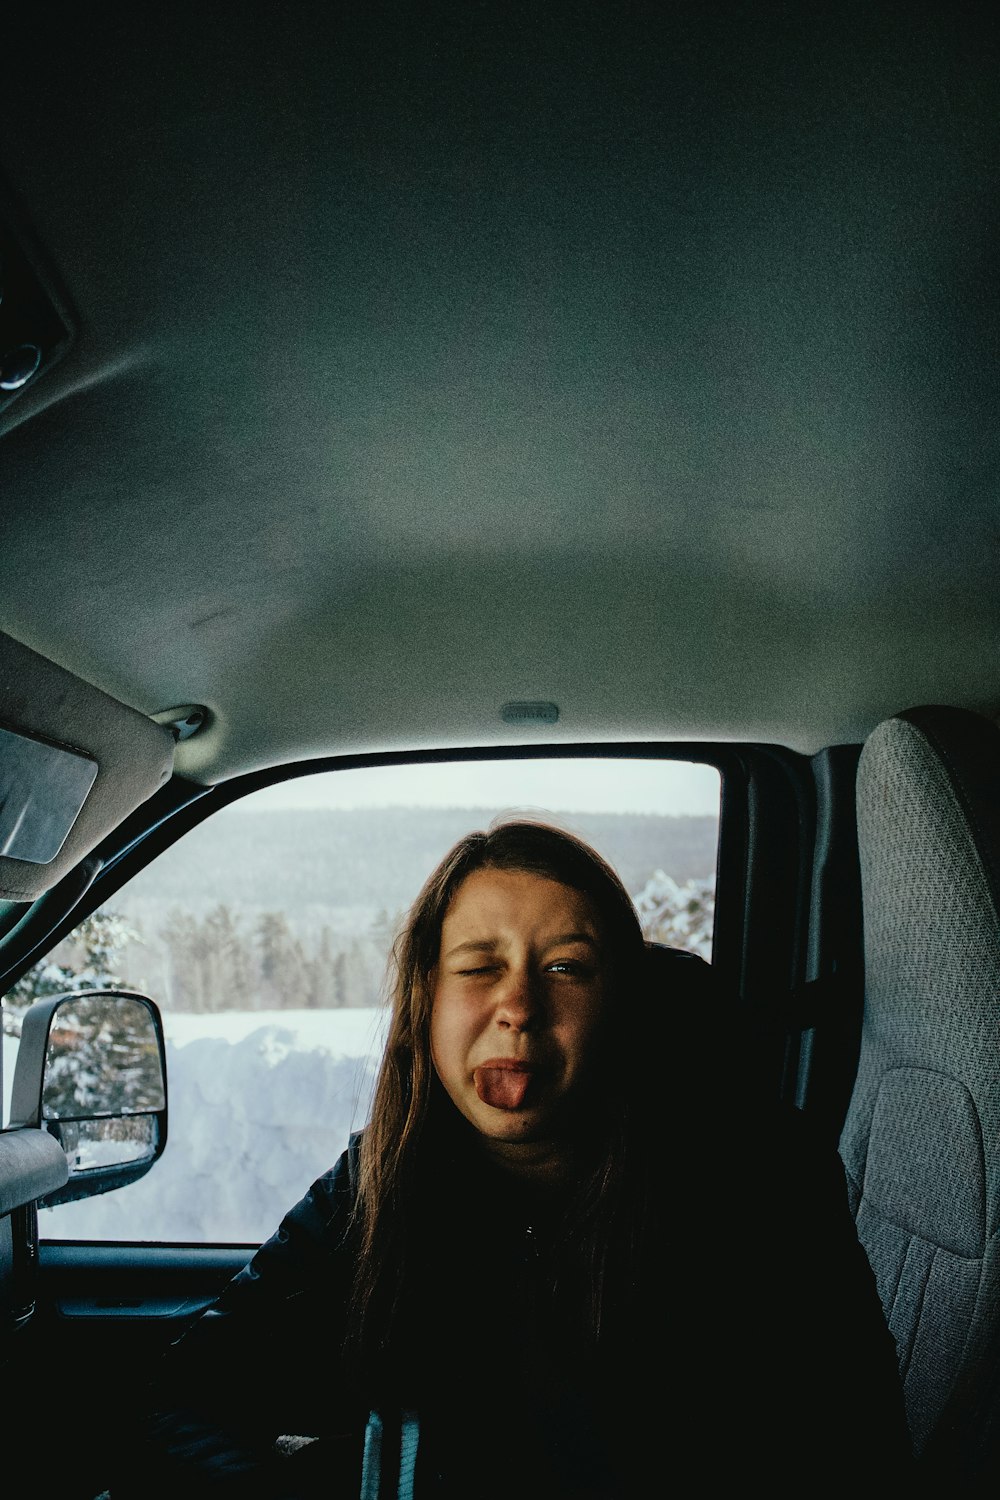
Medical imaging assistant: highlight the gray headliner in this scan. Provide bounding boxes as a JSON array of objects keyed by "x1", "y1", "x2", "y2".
[{"x1": 1, "y1": 4, "x2": 998, "y2": 782}]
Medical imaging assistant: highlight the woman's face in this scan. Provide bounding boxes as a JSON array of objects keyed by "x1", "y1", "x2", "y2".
[{"x1": 429, "y1": 866, "x2": 609, "y2": 1158}]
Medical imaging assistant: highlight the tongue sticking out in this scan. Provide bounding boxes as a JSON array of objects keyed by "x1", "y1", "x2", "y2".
[{"x1": 474, "y1": 1067, "x2": 532, "y2": 1111}]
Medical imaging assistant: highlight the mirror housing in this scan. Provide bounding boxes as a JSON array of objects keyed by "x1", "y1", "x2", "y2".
[{"x1": 9, "y1": 989, "x2": 167, "y2": 1207}]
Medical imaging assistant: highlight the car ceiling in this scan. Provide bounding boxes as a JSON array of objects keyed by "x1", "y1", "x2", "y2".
[{"x1": 1, "y1": 3, "x2": 998, "y2": 784}]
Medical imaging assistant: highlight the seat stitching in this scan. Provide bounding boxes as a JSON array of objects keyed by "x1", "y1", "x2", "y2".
[{"x1": 897, "y1": 1237, "x2": 933, "y2": 1387}]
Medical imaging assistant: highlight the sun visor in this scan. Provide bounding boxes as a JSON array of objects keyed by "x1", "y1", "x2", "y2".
[{"x1": 0, "y1": 633, "x2": 175, "y2": 901}]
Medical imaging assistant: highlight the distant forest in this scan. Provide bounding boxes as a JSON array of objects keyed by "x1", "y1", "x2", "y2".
[
  {"x1": 44, "y1": 806, "x2": 718, "y2": 1014},
  {"x1": 114, "y1": 806, "x2": 719, "y2": 916}
]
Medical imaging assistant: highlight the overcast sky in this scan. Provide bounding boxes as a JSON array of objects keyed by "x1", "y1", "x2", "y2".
[{"x1": 247, "y1": 757, "x2": 721, "y2": 817}]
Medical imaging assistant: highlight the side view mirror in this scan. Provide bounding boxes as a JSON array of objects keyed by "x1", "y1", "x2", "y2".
[{"x1": 8, "y1": 989, "x2": 167, "y2": 1207}]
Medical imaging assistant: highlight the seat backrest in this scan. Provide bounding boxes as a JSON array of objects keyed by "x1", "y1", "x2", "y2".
[{"x1": 839, "y1": 704, "x2": 1000, "y2": 1475}]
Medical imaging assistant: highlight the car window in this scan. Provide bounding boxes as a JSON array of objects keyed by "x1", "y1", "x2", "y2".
[{"x1": 5, "y1": 755, "x2": 720, "y2": 1244}]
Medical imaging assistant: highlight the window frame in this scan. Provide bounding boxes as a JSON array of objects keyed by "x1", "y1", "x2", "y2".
[{"x1": 2, "y1": 739, "x2": 820, "y2": 1168}]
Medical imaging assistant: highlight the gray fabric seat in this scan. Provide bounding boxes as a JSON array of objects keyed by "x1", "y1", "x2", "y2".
[{"x1": 839, "y1": 704, "x2": 1000, "y2": 1478}]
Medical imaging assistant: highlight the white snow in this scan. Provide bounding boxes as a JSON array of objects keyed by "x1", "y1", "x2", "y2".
[{"x1": 30, "y1": 1006, "x2": 393, "y2": 1245}]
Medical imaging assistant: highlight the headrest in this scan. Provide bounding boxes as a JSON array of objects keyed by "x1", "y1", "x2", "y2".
[
  {"x1": 643, "y1": 940, "x2": 749, "y2": 1028},
  {"x1": 845, "y1": 704, "x2": 1000, "y2": 1180},
  {"x1": 645, "y1": 941, "x2": 723, "y2": 998},
  {"x1": 855, "y1": 706, "x2": 1000, "y2": 1005}
]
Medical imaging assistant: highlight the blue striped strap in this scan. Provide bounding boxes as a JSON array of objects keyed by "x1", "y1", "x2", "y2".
[{"x1": 359, "y1": 1408, "x2": 421, "y2": 1500}]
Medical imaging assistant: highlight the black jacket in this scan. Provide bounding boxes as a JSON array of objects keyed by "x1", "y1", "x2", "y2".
[
  {"x1": 113, "y1": 1126, "x2": 914, "y2": 1496},
  {"x1": 112, "y1": 953, "x2": 914, "y2": 1496}
]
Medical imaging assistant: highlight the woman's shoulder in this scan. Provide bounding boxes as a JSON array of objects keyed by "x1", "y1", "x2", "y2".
[
  {"x1": 302, "y1": 1130, "x2": 365, "y2": 1225},
  {"x1": 226, "y1": 1134, "x2": 365, "y2": 1300},
  {"x1": 282, "y1": 1131, "x2": 363, "y2": 1230}
]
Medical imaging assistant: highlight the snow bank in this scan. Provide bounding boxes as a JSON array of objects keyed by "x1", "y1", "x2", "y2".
[{"x1": 36, "y1": 1007, "x2": 392, "y2": 1244}]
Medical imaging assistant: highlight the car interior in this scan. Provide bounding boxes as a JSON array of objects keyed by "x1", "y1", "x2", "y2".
[{"x1": 2, "y1": 3, "x2": 1000, "y2": 1493}]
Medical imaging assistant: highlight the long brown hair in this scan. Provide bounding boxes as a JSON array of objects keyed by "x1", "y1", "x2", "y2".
[{"x1": 346, "y1": 816, "x2": 647, "y2": 1364}]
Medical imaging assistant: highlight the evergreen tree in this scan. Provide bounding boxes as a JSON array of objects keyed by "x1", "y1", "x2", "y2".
[
  {"x1": 3, "y1": 908, "x2": 142, "y2": 1036},
  {"x1": 304, "y1": 926, "x2": 335, "y2": 1009},
  {"x1": 256, "y1": 910, "x2": 297, "y2": 1008},
  {"x1": 331, "y1": 948, "x2": 349, "y2": 1008},
  {"x1": 203, "y1": 903, "x2": 252, "y2": 1010},
  {"x1": 160, "y1": 906, "x2": 201, "y2": 1011}
]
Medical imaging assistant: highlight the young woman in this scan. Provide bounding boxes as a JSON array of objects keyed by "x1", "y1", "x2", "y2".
[{"x1": 113, "y1": 819, "x2": 913, "y2": 1497}]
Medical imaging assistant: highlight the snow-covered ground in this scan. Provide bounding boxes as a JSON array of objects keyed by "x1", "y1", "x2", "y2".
[{"x1": 24, "y1": 1007, "x2": 393, "y2": 1245}]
